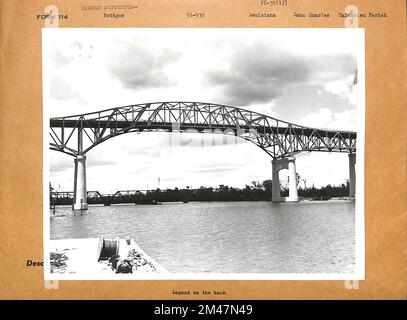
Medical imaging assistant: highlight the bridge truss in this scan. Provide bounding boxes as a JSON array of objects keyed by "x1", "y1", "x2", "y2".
[{"x1": 49, "y1": 101, "x2": 356, "y2": 159}]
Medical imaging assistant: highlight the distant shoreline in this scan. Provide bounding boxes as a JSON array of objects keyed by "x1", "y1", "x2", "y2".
[{"x1": 51, "y1": 197, "x2": 355, "y2": 208}]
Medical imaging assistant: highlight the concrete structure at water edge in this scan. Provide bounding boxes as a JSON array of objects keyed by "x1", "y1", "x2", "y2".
[
  {"x1": 348, "y1": 153, "x2": 356, "y2": 198},
  {"x1": 73, "y1": 154, "x2": 87, "y2": 210},
  {"x1": 272, "y1": 157, "x2": 299, "y2": 202},
  {"x1": 49, "y1": 101, "x2": 357, "y2": 209},
  {"x1": 49, "y1": 237, "x2": 168, "y2": 276}
]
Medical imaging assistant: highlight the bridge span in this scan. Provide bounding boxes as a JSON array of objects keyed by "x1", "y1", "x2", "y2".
[{"x1": 49, "y1": 101, "x2": 357, "y2": 210}]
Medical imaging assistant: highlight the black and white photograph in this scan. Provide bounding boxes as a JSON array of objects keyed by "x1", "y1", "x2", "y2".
[{"x1": 43, "y1": 28, "x2": 365, "y2": 280}]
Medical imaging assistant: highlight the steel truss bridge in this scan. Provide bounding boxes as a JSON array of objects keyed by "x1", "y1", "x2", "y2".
[
  {"x1": 49, "y1": 101, "x2": 357, "y2": 209},
  {"x1": 50, "y1": 101, "x2": 356, "y2": 158},
  {"x1": 51, "y1": 189, "x2": 200, "y2": 206}
]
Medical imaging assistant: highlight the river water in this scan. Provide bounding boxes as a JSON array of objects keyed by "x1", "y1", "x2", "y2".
[{"x1": 50, "y1": 201, "x2": 355, "y2": 274}]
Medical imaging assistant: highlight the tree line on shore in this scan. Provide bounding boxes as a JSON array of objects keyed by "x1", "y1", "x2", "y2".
[{"x1": 51, "y1": 180, "x2": 351, "y2": 205}]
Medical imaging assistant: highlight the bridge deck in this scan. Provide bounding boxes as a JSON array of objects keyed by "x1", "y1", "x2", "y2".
[{"x1": 50, "y1": 119, "x2": 356, "y2": 139}]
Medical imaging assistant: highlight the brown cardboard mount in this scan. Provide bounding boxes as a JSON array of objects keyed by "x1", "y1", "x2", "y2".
[{"x1": 0, "y1": 0, "x2": 406, "y2": 299}]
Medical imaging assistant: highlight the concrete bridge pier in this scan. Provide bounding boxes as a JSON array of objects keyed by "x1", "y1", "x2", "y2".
[
  {"x1": 348, "y1": 153, "x2": 356, "y2": 198},
  {"x1": 73, "y1": 154, "x2": 88, "y2": 210},
  {"x1": 272, "y1": 157, "x2": 299, "y2": 202}
]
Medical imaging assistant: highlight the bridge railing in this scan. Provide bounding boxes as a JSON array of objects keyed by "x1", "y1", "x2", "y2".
[{"x1": 50, "y1": 101, "x2": 356, "y2": 158}]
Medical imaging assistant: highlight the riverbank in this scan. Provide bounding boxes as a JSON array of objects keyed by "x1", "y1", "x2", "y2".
[
  {"x1": 51, "y1": 196, "x2": 355, "y2": 208},
  {"x1": 49, "y1": 237, "x2": 168, "y2": 276},
  {"x1": 51, "y1": 183, "x2": 353, "y2": 205}
]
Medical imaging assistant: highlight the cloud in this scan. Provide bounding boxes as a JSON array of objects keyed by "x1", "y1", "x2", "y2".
[
  {"x1": 206, "y1": 42, "x2": 357, "y2": 106},
  {"x1": 50, "y1": 154, "x2": 72, "y2": 172},
  {"x1": 187, "y1": 165, "x2": 245, "y2": 174},
  {"x1": 49, "y1": 75, "x2": 77, "y2": 100},
  {"x1": 87, "y1": 156, "x2": 118, "y2": 167},
  {"x1": 50, "y1": 47, "x2": 74, "y2": 67},
  {"x1": 311, "y1": 54, "x2": 356, "y2": 82},
  {"x1": 325, "y1": 80, "x2": 351, "y2": 95},
  {"x1": 50, "y1": 41, "x2": 94, "y2": 69},
  {"x1": 300, "y1": 108, "x2": 357, "y2": 131},
  {"x1": 206, "y1": 44, "x2": 307, "y2": 105},
  {"x1": 324, "y1": 74, "x2": 358, "y2": 105},
  {"x1": 107, "y1": 42, "x2": 181, "y2": 89}
]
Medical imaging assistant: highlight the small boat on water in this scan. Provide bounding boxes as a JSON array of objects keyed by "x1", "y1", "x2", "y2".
[
  {"x1": 135, "y1": 199, "x2": 162, "y2": 205},
  {"x1": 50, "y1": 207, "x2": 65, "y2": 217},
  {"x1": 311, "y1": 196, "x2": 331, "y2": 201},
  {"x1": 50, "y1": 214, "x2": 66, "y2": 218}
]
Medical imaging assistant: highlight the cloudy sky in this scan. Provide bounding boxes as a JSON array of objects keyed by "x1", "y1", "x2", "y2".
[{"x1": 43, "y1": 28, "x2": 363, "y2": 193}]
